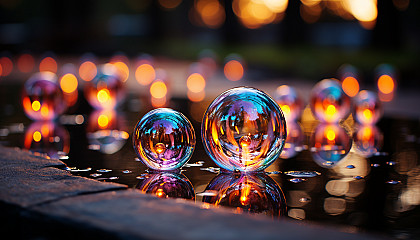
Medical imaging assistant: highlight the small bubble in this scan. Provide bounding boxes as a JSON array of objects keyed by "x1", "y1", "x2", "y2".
[
  {"x1": 97, "y1": 169, "x2": 112, "y2": 173},
  {"x1": 122, "y1": 170, "x2": 132, "y2": 174},
  {"x1": 90, "y1": 173, "x2": 102, "y2": 177},
  {"x1": 346, "y1": 165, "x2": 355, "y2": 169},
  {"x1": 386, "y1": 180, "x2": 401, "y2": 185},
  {"x1": 289, "y1": 178, "x2": 306, "y2": 183}
]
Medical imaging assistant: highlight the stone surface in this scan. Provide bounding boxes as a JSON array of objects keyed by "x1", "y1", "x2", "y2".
[
  {"x1": 0, "y1": 146, "x2": 126, "y2": 208},
  {"x1": 32, "y1": 189, "x2": 385, "y2": 240}
]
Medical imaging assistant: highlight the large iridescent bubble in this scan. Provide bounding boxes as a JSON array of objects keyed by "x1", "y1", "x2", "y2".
[
  {"x1": 310, "y1": 79, "x2": 351, "y2": 123},
  {"x1": 133, "y1": 108, "x2": 196, "y2": 171},
  {"x1": 202, "y1": 173, "x2": 287, "y2": 217},
  {"x1": 201, "y1": 87, "x2": 287, "y2": 172},
  {"x1": 22, "y1": 72, "x2": 67, "y2": 121}
]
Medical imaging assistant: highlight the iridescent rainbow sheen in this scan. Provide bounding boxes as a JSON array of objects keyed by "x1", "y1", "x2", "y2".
[
  {"x1": 353, "y1": 90, "x2": 382, "y2": 125},
  {"x1": 133, "y1": 108, "x2": 196, "y2": 171},
  {"x1": 202, "y1": 87, "x2": 287, "y2": 172}
]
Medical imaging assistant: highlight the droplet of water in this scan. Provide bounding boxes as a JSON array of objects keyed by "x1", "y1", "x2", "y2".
[
  {"x1": 90, "y1": 173, "x2": 102, "y2": 177},
  {"x1": 88, "y1": 144, "x2": 100, "y2": 150},
  {"x1": 134, "y1": 157, "x2": 141, "y2": 161},
  {"x1": 284, "y1": 171, "x2": 321, "y2": 178},
  {"x1": 200, "y1": 167, "x2": 220, "y2": 174},
  {"x1": 122, "y1": 170, "x2": 132, "y2": 174},
  {"x1": 386, "y1": 180, "x2": 401, "y2": 185},
  {"x1": 97, "y1": 169, "x2": 112, "y2": 173},
  {"x1": 68, "y1": 167, "x2": 92, "y2": 172},
  {"x1": 353, "y1": 176, "x2": 364, "y2": 180},
  {"x1": 136, "y1": 176, "x2": 145, "y2": 180},
  {"x1": 299, "y1": 197, "x2": 311, "y2": 203},
  {"x1": 184, "y1": 161, "x2": 205, "y2": 167},
  {"x1": 346, "y1": 165, "x2": 355, "y2": 169},
  {"x1": 289, "y1": 178, "x2": 306, "y2": 183},
  {"x1": 266, "y1": 171, "x2": 282, "y2": 175},
  {"x1": 109, "y1": 176, "x2": 119, "y2": 180}
]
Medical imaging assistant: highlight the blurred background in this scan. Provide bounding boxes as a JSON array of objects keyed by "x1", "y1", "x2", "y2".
[{"x1": 0, "y1": 0, "x2": 419, "y2": 80}]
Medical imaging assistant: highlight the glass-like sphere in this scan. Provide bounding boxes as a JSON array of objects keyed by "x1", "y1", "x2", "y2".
[
  {"x1": 280, "y1": 121, "x2": 304, "y2": 159},
  {"x1": 23, "y1": 121, "x2": 70, "y2": 159},
  {"x1": 310, "y1": 123, "x2": 352, "y2": 168},
  {"x1": 201, "y1": 87, "x2": 287, "y2": 172},
  {"x1": 354, "y1": 90, "x2": 382, "y2": 125},
  {"x1": 202, "y1": 173, "x2": 287, "y2": 217},
  {"x1": 22, "y1": 72, "x2": 67, "y2": 121},
  {"x1": 310, "y1": 79, "x2": 351, "y2": 123},
  {"x1": 84, "y1": 64, "x2": 125, "y2": 109},
  {"x1": 133, "y1": 108, "x2": 196, "y2": 171},
  {"x1": 135, "y1": 171, "x2": 195, "y2": 200},
  {"x1": 87, "y1": 110, "x2": 129, "y2": 154},
  {"x1": 354, "y1": 125, "x2": 383, "y2": 157},
  {"x1": 274, "y1": 85, "x2": 304, "y2": 122}
]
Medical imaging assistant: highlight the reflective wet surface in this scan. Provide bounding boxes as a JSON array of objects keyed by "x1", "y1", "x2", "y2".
[{"x1": 1, "y1": 82, "x2": 420, "y2": 239}]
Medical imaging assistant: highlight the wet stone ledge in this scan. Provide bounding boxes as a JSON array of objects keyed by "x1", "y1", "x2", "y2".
[{"x1": 0, "y1": 146, "x2": 387, "y2": 240}]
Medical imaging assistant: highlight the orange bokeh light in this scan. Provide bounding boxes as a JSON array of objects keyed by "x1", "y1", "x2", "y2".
[
  {"x1": 342, "y1": 76, "x2": 359, "y2": 97},
  {"x1": 187, "y1": 73, "x2": 206, "y2": 93},
  {"x1": 224, "y1": 60, "x2": 244, "y2": 81},
  {"x1": 159, "y1": 0, "x2": 182, "y2": 9},
  {"x1": 151, "y1": 96, "x2": 167, "y2": 108},
  {"x1": 79, "y1": 61, "x2": 97, "y2": 81},
  {"x1": 377, "y1": 75, "x2": 395, "y2": 94},
  {"x1": 97, "y1": 89, "x2": 111, "y2": 104},
  {"x1": 32, "y1": 100, "x2": 41, "y2": 111},
  {"x1": 326, "y1": 129, "x2": 336, "y2": 141},
  {"x1": 112, "y1": 61, "x2": 129, "y2": 82},
  {"x1": 135, "y1": 64, "x2": 156, "y2": 85},
  {"x1": 187, "y1": 90, "x2": 206, "y2": 102},
  {"x1": 98, "y1": 114, "x2": 109, "y2": 129},
  {"x1": 150, "y1": 81, "x2": 167, "y2": 99},
  {"x1": 0, "y1": 57, "x2": 13, "y2": 76},
  {"x1": 39, "y1": 57, "x2": 57, "y2": 73},
  {"x1": 363, "y1": 109, "x2": 373, "y2": 120},
  {"x1": 17, "y1": 54, "x2": 35, "y2": 73},
  {"x1": 195, "y1": 0, "x2": 226, "y2": 28},
  {"x1": 60, "y1": 73, "x2": 78, "y2": 93}
]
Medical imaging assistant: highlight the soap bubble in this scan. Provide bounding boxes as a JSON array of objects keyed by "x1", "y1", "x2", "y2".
[
  {"x1": 280, "y1": 121, "x2": 304, "y2": 159},
  {"x1": 310, "y1": 123, "x2": 352, "y2": 168},
  {"x1": 202, "y1": 172, "x2": 287, "y2": 217},
  {"x1": 353, "y1": 125, "x2": 383, "y2": 157},
  {"x1": 202, "y1": 87, "x2": 287, "y2": 172},
  {"x1": 135, "y1": 171, "x2": 195, "y2": 200},
  {"x1": 353, "y1": 90, "x2": 382, "y2": 125},
  {"x1": 310, "y1": 79, "x2": 351, "y2": 123},
  {"x1": 84, "y1": 63, "x2": 125, "y2": 109},
  {"x1": 22, "y1": 72, "x2": 67, "y2": 121},
  {"x1": 133, "y1": 108, "x2": 196, "y2": 171},
  {"x1": 274, "y1": 85, "x2": 304, "y2": 122}
]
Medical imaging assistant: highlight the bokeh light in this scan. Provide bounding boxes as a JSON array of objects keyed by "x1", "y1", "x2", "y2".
[
  {"x1": 79, "y1": 61, "x2": 97, "y2": 82},
  {"x1": 17, "y1": 54, "x2": 35, "y2": 73},
  {"x1": 224, "y1": 60, "x2": 244, "y2": 81},
  {"x1": 0, "y1": 57, "x2": 13, "y2": 76},
  {"x1": 135, "y1": 64, "x2": 156, "y2": 85},
  {"x1": 187, "y1": 73, "x2": 206, "y2": 93},
  {"x1": 39, "y1": 57, "x2": 57, "y2": 73},
  {"x1": 341, "y1": 76, "x2": 359, "y2": 97},
  {"x1": 60, "y1": 73, "x2": 78, "y2": 94}
]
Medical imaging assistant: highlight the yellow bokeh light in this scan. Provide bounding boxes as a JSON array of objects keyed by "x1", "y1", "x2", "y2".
[
  {"x1": 98, "y1": 114, "x2": 109, "y2": 128},
  {"x1": 32, "y1": 100, "x2": 41, "y2": 111},
  {"x1": 326, "y1": 105, "x2": 337, "y2": 116},
  {"x1": 112, "y1": 61, "x2": 129, "y2": 82},
  {"x1": 326, "y1": 129, "x2": 336, "y2": 141},
  {"x1": 33, "y1": 131, "x2": 42, "y2": 142},
  {"x1": 363, "y1": 109, "x2": 372, "y2": 120},
  {"x1": 97, "y1": 89, "x2": 110, "y2": 103},
  {"x1": 41, "y1": 105, "x2": 49, "y2": 117},
  {"x1": 187, "y1": 73, "x2": 206, "y2": 93},
  {"x1": 150, "y1": 81, "x2": 167, "y2": 99},
  {"x1": 60, "y1": 73, "x2": 78, "y2": 93},
  {"x1": 135, "y1": 64, "x2": 156, "y2": 85},
  {"x1": 344, "y1": 0, "x2": 377, "y2": 22}
]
